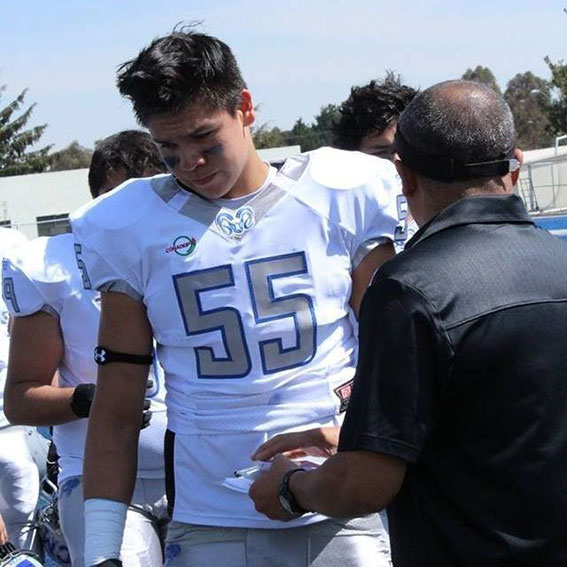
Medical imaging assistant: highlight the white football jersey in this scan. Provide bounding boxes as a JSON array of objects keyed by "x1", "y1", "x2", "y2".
[
  {"x1": 0, "y1": 227, "x2": 28, "y2": 430},
  {"x1": 2, "y1": 233, "x2": 167, "y2": 482},
  {"x1": 71, "y1": 147, "x2": 403, "y2": 527}
]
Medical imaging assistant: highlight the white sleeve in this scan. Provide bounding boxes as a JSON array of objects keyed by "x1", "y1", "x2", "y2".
[
  {"x1": 2, "y1": 255, "x2": 47, "y2": 317},
  {"x1": 70, "y1": 180, "x2": 152, "y2": 302},
  {"x1": 348, "y1": 163, "x2": 402, "y2": 268},
  {"x1": 72, "y1": 237, "x2": 142, "y2": 302},
  {"x1": 1, "y1": 236, "x2": 71, "y2": 317},
  {"x1": 286, "y1": 148, "x2": 403, "y2": 269}
]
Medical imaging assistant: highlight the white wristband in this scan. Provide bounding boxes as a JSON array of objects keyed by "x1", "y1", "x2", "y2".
[{"x1": 84, "y1": 498, "x2": 128, "y2": 566}]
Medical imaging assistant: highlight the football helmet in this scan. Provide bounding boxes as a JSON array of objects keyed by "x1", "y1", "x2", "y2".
[
  {"x1": 35, "y1": 478, "x2": 70, "y2": 567},
  {"x1": 0, "y1": 542, "x2": 43, "y2": 567}
]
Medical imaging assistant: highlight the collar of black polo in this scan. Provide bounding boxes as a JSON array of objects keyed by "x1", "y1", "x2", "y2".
[{"x1": 394, "y1": 128, "x2": 520, "y2": 183}]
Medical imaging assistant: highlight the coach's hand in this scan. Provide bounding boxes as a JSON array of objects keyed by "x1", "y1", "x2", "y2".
[
  {"x1": 249, "y1": 454, "x2": 299, "y2": 521},
  {"x1": 251, "y1": 427, "x2": 339, "y2": 461}
]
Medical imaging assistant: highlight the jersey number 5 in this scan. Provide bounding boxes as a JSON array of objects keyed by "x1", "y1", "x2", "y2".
[{"x1": 173, "y1": 252, "x2": 317, "y2": 379}]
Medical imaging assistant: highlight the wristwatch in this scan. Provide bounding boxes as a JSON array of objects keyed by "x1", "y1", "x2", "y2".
[{"x1": 278, "y1": 468, "x2": 307, "y2": 517}]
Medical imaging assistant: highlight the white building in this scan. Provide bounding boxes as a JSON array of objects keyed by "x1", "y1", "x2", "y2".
[{"x1": 518, "y1": 146, "x2": 567, "y2": 213}]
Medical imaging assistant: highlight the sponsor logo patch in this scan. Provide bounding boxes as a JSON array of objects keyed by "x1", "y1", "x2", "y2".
[
  {"x1": 166, "y1": 235, "x2": 197, "y2": 256},
  {"x1": 334, "y1": 379, "x2": 354, "y2": 413}
]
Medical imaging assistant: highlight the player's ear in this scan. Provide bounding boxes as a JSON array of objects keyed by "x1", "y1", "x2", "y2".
[{"x1": 239, "y1": 89, "x2": 255, "y2": 128}]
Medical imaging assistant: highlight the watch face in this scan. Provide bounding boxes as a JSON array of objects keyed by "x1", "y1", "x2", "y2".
[{"x1": 278, "y1": 492, "x2": 294, "y2": 515}]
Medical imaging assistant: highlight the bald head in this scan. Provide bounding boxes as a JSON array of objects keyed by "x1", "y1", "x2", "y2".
[{"x1": 398, "y1": 80, "x2": 516, "y2": 170}]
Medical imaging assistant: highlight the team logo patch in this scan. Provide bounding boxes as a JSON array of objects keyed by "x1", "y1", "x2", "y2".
[
  {"x1": 166, "y1": 235, "x2": 197, "y2": 256},
  {"x1": 334, "y1": 379, "x2": 354, "y2": 413},
  {"x1": 216, "y1": 206, "x2": 255, "y2": 238}
]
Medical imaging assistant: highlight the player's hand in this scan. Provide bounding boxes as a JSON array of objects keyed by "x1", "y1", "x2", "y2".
[
  {"x1": 0, "y1": 512, "x2": 8, "y2": 545},
  {"x1": 249, "y1": 454, "x2": 299, "y2": 521},
  {"x1": 251, "y1": 427, "x2": 339, "y2": 461}
]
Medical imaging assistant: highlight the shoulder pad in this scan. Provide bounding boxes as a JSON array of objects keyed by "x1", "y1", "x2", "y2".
[
  {"x1": 0, "y1": 227, "x2": 27, "y2": 259},
  {"x1": 281, "y1": 147, "x2": 396, "y2": 191},
  {"x1": 3, "y1": 234, "x2": 77, "y2": 316},
  {"x1": 71, "y1": 175, "x2": 165, "y2": 231},
  {"x1": 278, "y1": 147, "x2": 401, "y2": 237},
  {"x1": 71, "y1": 176, "x2": 173, "y2": 295}
]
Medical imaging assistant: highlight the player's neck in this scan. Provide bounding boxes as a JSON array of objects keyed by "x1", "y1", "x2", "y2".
[{"x1": 225, "y1": 149, "x2": 269, "y2": 199}]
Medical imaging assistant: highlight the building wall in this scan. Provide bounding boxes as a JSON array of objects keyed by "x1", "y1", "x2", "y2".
[{"x1": 0, "y1": 168, "x2": 90, "y2": 239}]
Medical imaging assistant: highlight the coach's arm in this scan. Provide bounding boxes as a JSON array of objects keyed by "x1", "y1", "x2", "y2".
[{"x1": 249, "y1": 450, "x2": 405, "y2": 520}]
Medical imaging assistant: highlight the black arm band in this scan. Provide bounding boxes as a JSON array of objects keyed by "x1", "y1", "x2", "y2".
[
  {"x1": 94, "y1": 346, "x2": 154, "y2": 366},
  {"x1": 70, "y1": 383, "x2": 96, "y2": 418}
]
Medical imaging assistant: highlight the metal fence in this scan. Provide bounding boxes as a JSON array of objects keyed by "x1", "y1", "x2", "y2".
[{"x1": 519, "y1": 157, "x2": 567, "y2": 213}]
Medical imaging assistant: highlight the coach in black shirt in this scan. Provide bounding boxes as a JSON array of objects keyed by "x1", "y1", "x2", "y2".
[{"x1": 250, "y1": 80, "x2": 567, "y2": 566}]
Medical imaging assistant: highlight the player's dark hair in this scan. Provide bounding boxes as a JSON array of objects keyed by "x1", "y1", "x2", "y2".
[
  {"x1": 333, "y1": 73, "x2": 417, "y2": 150},
  {"x1": 88, "y1": 130, "x2": 166, "y2": 198},
  {"x1": 117, "y1": 26, "x2": 247, "y2": 124},
  {"x1": 398, "y1": 80, "x2": 516, "y2": 167}
]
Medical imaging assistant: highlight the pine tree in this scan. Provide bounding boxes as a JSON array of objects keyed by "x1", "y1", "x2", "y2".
[{"x1": 0, "y1": 85, "x2": 52, "y2": 177}]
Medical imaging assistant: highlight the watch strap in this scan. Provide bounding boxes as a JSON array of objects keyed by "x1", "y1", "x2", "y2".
[{"x1": 279, "y1": 467, "x2": 307, "y2": 516}]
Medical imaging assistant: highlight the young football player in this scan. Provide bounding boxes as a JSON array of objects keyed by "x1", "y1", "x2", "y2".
[
  {"x1": 333, "y1": 73, "x2": 416, "y2": 160},
  {"x1": 71, "y1": 28, "x2": 404, "y2": 567},
  {"x1": 3, "y1": 131, "x2": 169, "y2": 567},
  {"x1": 0, "y1": 227, "x2": 43, "y2": 553}
]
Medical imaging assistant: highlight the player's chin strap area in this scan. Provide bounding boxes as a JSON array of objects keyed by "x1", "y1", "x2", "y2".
[
  {"x1": 394, "y1": 128, "x2": 520, "y2": 183},
  {"x1": 0, "y1": 542, "x2": 44, "y2": 567},
  {"x1": 94, "y1": 346, "x2": 154, "y2": 366}
]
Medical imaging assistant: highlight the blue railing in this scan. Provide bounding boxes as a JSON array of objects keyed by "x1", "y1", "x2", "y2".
[{"x1": 532, "y1": 214, "x2": 567, "y2": 241}]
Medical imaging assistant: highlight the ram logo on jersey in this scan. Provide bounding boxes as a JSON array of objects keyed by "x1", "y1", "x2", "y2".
[{"x1": 215, "y1": 206, "x2": 255, "y2": 238}]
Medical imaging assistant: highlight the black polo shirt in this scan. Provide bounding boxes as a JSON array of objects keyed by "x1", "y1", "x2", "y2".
[{"x1": 339, "y1": 194, "x2": 567, "y2": 566}]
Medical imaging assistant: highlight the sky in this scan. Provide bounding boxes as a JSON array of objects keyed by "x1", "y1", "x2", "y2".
[{"x1": 1, "y1": 0, "x2": 565, "y2": 151}]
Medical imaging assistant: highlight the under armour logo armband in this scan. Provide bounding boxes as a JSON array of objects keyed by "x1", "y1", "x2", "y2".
[{"x1": 94, "y1": 346, "x2": 154, "y2": 366}]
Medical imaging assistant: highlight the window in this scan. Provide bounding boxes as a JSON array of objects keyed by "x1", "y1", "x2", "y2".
[
  {"x1": 0, "y1": 220, "x2": 11, "y2": 228},
  {"x1": 36, "y1": 214, "x2": 71, "y2": 237}
]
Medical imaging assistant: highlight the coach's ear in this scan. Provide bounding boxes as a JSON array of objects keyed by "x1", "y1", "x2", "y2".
[
  {"x1": 511, "y1": 148, "x2": 524, "y2": 187},
  {"x1": 395, "y1": 158, "x2": 418, "y2": 199}
]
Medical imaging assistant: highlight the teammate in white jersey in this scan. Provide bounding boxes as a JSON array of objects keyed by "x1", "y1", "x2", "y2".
[
  {"x1": 333, "y1": 74, "x2": 419, "y2": 248},
  {"x1": 3, "y1": 131, "x2": 169, "y2": 567},
  {"x1": 0, "y1": 227, "x2": 44, "y2": 553},
  {"x1": 71, "y1": 29, "x2": 404, "y2": 567}
]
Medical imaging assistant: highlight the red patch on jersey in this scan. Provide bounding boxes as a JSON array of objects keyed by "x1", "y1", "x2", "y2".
[{"x1": 334, "y1": 379, "x2": 354, "y2": 413}]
